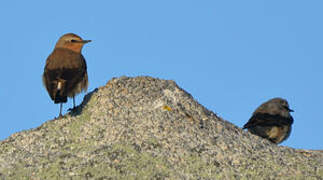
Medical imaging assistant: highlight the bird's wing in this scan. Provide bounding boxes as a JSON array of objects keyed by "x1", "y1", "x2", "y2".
[
  {"x1": 243, "y1": 113, "x2": 293, "y2": 129},
  {"x1": 42, "y1": 49, "x2": 87, "y2": 98},
  {"x1": 64, "y1": 54, "x2": 88, "y2": 93}
]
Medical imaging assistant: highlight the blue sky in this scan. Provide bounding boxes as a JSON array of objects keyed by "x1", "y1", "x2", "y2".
[{"x1": 0, "y1": 1, "x2": 322, "y2": 150}]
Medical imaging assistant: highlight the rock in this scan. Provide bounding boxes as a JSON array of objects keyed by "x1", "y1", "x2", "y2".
[{"x1": 0, "y1": 76, "x2": 322, "y2": 179}]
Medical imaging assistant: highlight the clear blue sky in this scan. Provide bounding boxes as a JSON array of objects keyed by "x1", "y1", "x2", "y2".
[{"x1": 0, "y1": 1, "x2": 322, "y2": 150}]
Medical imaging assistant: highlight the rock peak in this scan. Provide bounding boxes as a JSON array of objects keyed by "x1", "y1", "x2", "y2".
[{"x1": 0, "y1": 76, "x2": 322, "y2": 179}]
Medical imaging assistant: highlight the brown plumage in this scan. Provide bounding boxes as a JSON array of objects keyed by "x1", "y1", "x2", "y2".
[
  {"x1": 243, "y1": 98, "x2": 294, "y2": 144},
  {"x1": 43, "y1": 33, "x2": 91, "y2": 117}
]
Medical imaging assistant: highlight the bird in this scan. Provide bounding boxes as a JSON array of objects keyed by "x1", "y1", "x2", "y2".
[
  {"x1": 42, "y1": 33, "x2": 91, "y2": 117},
  {"x1": 243, "y1": 98, "x2": 294, "y2": 144}
]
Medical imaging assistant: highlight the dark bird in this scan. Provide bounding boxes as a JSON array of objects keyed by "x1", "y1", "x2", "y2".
[
  {"x1": 243, "y1": 98, "x2": 294, "y2": 144},
  {"x1": 43, "y1": 33, "x2": 91, "y2": 117}
]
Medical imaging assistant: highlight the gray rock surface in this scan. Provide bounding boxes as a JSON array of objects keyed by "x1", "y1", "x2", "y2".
[{"x1": 0, "y1": 76, "x2": 322, "y2": 179}]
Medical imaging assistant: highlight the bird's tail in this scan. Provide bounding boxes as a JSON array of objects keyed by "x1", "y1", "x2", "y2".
[{"x1": 54, "y1": 80, "x2": 67, "y2": 103}]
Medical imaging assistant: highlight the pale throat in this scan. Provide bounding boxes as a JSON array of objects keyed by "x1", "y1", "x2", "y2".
[{"x1": 64, "y1": 44, "x2": 84, "y2": 53}]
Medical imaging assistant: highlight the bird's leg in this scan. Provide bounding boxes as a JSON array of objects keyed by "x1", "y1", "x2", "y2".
[
  {"x1": 59, "y1": 103, "x2": 63, "y2": 117},
  {"x1": 68, "y1": 96, "x2": 77, "y2": 112},
  {"x1": 73, "y1": 96, "x2": 76, "y2": 109}
]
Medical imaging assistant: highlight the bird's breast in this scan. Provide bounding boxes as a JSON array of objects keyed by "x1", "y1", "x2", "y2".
[{"x1": 46, "y1": 49, "x2": 85, "y2": 70}]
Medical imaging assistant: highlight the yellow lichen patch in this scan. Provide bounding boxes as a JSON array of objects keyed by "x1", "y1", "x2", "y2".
[{"x1": 162, "y1": 105, "x2": 172, "y2": 111}]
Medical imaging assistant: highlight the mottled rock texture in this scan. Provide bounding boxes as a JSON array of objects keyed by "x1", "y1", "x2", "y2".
[{"x1": 0, "y1": 76, "x2": 322, "y2": 179}]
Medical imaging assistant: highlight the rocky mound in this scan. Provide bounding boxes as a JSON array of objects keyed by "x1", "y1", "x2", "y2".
[{"x1": 0, "y1": 76, "x2": 322, "y2": 179}]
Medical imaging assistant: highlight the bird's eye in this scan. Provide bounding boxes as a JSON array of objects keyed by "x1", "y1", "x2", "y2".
[{"x1": 71, "y1": 39, "x2": 77, "y2": 43}]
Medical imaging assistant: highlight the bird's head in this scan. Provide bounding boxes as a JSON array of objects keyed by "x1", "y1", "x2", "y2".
[
  {"x1": 278, "y1": 98, "x2": 294, "y2": 113},
  {"x1": 55, "y1": 33, "x2": 91, "y2": 53},
  {"x1": 254, "y1": 97, "x2": 294, "y2": 116},
  {"x1": 259, "y1": 98, "x2": 294, "y2": 116}
]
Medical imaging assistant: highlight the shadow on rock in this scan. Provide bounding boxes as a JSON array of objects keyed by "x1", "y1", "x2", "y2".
[{"x1": 69, "y1": 88, "x2": 98, "y2": 117}]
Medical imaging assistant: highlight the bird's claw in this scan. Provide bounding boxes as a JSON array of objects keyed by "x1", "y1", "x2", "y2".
[{"x1": 68, "y1": 107, "x2": 77, "y2": 112}]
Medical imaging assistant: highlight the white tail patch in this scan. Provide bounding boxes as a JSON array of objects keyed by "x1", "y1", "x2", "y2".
[{"x1": 57, "y1": 82, "x2": 62, "y2": 90}]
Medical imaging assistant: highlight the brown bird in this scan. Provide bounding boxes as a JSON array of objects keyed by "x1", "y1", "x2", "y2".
[
  {"x1": 243, "y1": 98, "x2": 294, "y2": 144},
  {"x1": 43, "y1": 33, "x2": 91, "y2": 117}
]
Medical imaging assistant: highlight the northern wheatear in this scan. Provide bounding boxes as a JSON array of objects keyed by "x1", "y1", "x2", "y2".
[
  {"x1": 243, "y1": 98, "x2": 294, "y2": 144},
  {"x1": 43, "y1": 33, "x2": 91, "y2": 117}
]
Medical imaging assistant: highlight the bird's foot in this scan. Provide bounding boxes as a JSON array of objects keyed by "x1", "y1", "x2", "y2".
[
  {"x1": 68, "y1": 107, "x2": 78, "y2": 113},
  {"x1": 54, "y1": 114, "x2": 63, "y2": 120}
]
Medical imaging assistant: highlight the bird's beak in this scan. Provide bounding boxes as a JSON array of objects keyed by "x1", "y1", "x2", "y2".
[
  {"x1": 284, "y1": 106, "x2": 294, "y2": 112},
  {"x1": 81, "y1": 40, "x2": 91, "y2": 44}
]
